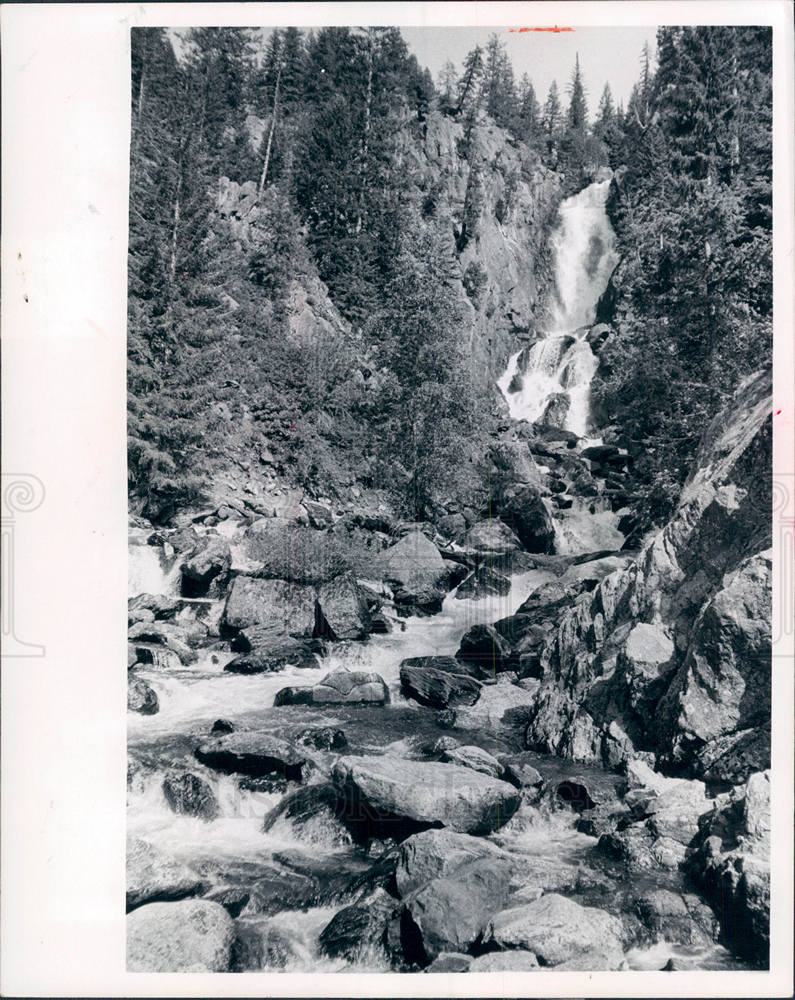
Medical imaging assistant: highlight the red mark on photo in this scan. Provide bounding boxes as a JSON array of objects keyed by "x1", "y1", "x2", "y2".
[{"x1": 510, "y1": 26, "x2": 575, "y2": 34}]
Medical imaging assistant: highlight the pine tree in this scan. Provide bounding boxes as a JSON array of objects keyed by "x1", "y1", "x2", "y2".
[
  {"x1": 437, "y1": 60, "x2": 458, "y2": 110},
  {"x1": 542, "y1": 80, "x2": 563, "y2": 153},
  {"x1": 517, "y1": 74, "x2": 542, "y2": 147}
]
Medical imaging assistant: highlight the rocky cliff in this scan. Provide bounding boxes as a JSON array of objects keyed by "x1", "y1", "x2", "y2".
[{"x1": 522, "y1": 369, "x2": 772, "y2": 784}]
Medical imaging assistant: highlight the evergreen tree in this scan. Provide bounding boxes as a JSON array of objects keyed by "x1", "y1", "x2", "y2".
[
  {"x1": 542, "y1": 80, "x2": 563, "y2": 160},
  {"x1": 437, "y1": 60, "x2": 458, "y2": 110}
]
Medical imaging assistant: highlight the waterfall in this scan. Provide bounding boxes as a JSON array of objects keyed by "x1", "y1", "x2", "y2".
[
  {"x1": 498, "y1": 179, "x2": 618, "y2": 438},
  {"x1": 128, "y1": 543, "x2": 180, "y2": 597}
]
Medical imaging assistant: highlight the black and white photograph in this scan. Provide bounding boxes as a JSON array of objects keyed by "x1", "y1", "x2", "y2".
[
  {"x1": 124, "y1": 19, "x2": 777, "y2": 975},
  {"x1": 1, "y1": 2, "x2": 792, "y2": 996}
]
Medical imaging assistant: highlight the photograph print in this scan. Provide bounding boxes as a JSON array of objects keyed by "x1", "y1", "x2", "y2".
[{"x1": 126, "y1": 22, "x2": 773, "y2": 975}]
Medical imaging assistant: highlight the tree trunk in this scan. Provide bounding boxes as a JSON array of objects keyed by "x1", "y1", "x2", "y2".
[{"x1": 258, "y1": 58, "x2": 282, "y2": 197}]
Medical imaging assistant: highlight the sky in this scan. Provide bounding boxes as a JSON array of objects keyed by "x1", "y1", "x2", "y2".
[{"x1": 399, "y1": 26, "x2": 659, "y2": 116}]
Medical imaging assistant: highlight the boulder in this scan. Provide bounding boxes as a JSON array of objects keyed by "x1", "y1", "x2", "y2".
[
  {"x1": 126, "y1": 837, "x2": 205, "y2": 911},
  {"x1": 304, "y1": 499, "x2": 334, "y2": 529},
  {"x1": 195, "y1": 733, "x2": 306, "y2": 781},
  {"x1": 275, "y1": 670, "x2": 390, "y2": 707},
  {"x1": 633, "y1": 889, "x2": 719, "y2": 946},
  {"x1": 462, "y1": 518, "x2": 523, "y2": 555},
  {"x1": 211, "y1": 718, "x2": 234, "y2": 734},
  {"x1": 496, "y1": 484, "x2": 556, "y2": 554},
  {"x1": 318, "y1": 888, "x2": 398, "y2": 961},
  {"x1": 225, "y1": 632, "x2": 323, "y2": 673},
  {"x1": 126, "y1": 899, "x2": 234, "y2": 972},
  {"x1": 499, "y1": 752, "x2": 543, "y2": 789},
  {"x1": 484, "y1": 893, "x2": 624, "y2": 968},
  {"x1": 127, "y1": 621, "x2": 196, "y2": 665},
  {"x1": 453, "y1": 681, "x2": 539, "y2": 732},
  {"x1": 127, "y1": 675, "x2": 159, "y2": 715},
  {"x1": 399, "y1": 662, "x2": 481, "y2": 710},
  {"x1": 315, "y1": 573, "x2": 372, "y2": 640},
  {"x1": 221, "y1": 576, "x2": 316, "y2": 636},
  {"x1": 404, "y1": 855, "x2": 514, "y2": 963},
  {"x1": 454, "y1": 564, "x2": 511, "y2": 600},
  {"x1": 541, "y1": 392, "x2": 570, "y2": 428},
  {"x1": 241, "y1": 866, "x2": 319, "y2": 916},
  {"x1": 162, "y1": 773, "x2": 218, "y2": 821},
  {"x1": 624, "y1": 761, "x2": 713, "y2": 845},
  {"x1": 425, "y1": 952, "x2": 472, "y2": 972},
  {"x1": 128, "y1": 592, "x2": 179, "y2": 621},
  {"x1": 371, "y1": 530, "x2": 452, "y2": 614},
  {"x1": 441, "y1": 745, "x2": 504, "y2": 779},
  {"x1": 395, "y1": 829, "x2": 504, "y2": 898},
  {"x1": 181, "y1": 535, "x2": 231, "y2": 597},
  {"x1": 456, "y1": 623, "x2": 512, "y2": 672},
  {"x1": 331, "y1": 756, "x2": 521, "y2": 836}
]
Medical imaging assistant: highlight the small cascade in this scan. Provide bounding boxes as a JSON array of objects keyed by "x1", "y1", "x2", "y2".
[{"x1": 128, "y1": 543, "x2": 181, "y2": 598}]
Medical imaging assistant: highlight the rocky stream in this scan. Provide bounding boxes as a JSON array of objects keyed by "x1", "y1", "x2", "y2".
[{"x1": 127, "y1": 179, "x2": 771, "y2": 974}]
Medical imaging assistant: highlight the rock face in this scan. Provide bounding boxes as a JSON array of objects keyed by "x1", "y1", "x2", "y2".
[
  {"x1": 521, "y1": 371, "x2": 771, "y2": 780},
  {"x1": 691, "y1": 770, "x2": 770, "y2": 966},
  {"x1": 127, "y1": 899, "x2": 234, "y2": 972},
  {"x1": 484, "y1": 893, "x2": 625, "y2": 968},
  {"x1": 221, "y1": 577, "x2": 316, "y2": 636},
  {"x1": 331, "y1": 756, "x2": 521, "y2": 836},
  {"x1": 275, "y1": 670, "x2": 390, "y2": 707}
]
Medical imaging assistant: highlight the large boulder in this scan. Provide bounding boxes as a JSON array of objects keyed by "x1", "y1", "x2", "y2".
[
  {"x1": 315, "y1": 573, "x2": 372, "y2": 640},
  {"x1": 483, "y1": 893, "x2": 625, "y2": 969},
  {"x1": 403, "y1": 855, "x2": 514, "y2": 963},
  {"x1": 371, "y1": 530, "x2": 453, "y2": 614},
  {"x1": 181, "y1": 534, "x2": 231, "y2": 597},
  {"x1": 225, "y1": 626, "x2": 324, "y2": 673},
  {"x1": 496, "y1": 484, "x2": 556, "y2": 554},
  {"x1": 221, "y1": 576, "x2": 316, "y2": 636},
  {"x1": 623, "y1": 760, "x2": 713, "y2": 845},
  {"x1": 318, "y1": 888, "x2": 399, "y2": 962},
  {"x1": 126, "y1": 837, "x2": 205, "y2": 911},
  {"x1": 456, "y1": 623, "x2": 512, "y2": 672},
  {"x1": 462, "y1": 518, "x2": 523, "y2": 555},
  {"x1": 275, "y1": 670, "x2": 390, "y2": 707},
  {"x1": 395, "y1": 829, "x2": 504, "y2": 898},
  {"x1": 399, "y1": 660, "x2": 481, "y2": 710},
  {"x1": 195, "y1": 733, "x2": 306, "y2": 781},
  {"x1": 440, "y1": 745, "x2": 504, "y2": 779},
  {"x1": 331, "y1": 756, "x2": 521, "y2": 836},
  {"x1": 455, "y1": 564, "x2": 512, "y2": 600},
  {"x1": 126, "y1": 899, "x2": 234, "y2": 972},
  {"x1": 453, "y1": 679, "x2": 539, "y2": 733}
]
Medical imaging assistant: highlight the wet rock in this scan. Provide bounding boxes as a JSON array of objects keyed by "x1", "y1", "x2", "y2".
[
  {"x1": 181, "y1": 535, "x2": 231, "y2": 597},
  {"x1": 127, "y1": 621, "x2": 196, "y2": 665},
  {"x1": 211, "y1": 718, "x2": 234, "y2": 734},
  {"x1": 204, "y1": 886, "x2": 250, "y2": 919},
  {"x1": 634, "y1": 889, "x2": 719, "y2": 946},
  {"x1": 128, "y1": 592, "x2": 179, "y2": 621},
  {"x1": 318, "y1": 887, "x2": 399, "y2": 962},
  {"x1": 499, "y1": 752, "x2": 543, "y2": 789},
  {"x1": 424, "y1": 952, "x2": 472, "y2": 972},
  {"x1": 230, "y1": 920, "x2": 300, "y2": 971},
  {"x1": 395, "y1": 829, "x2": 504, "y2": 898},
  {"x1": 242, "y1": 866, "x2": 318, "y2": 916},
  {"x1": 691, "y1": 770, "x2": 770, "y2": 966},
  {"x1": 295, "y1": 727, "x2": 348, "y2": 751},
  {"x1": 221, "y1": 576, "x2": 316, "y2": 636},
  {"x1": 399, "y1": 661, "x2": 482, "y2": 710},
  {"x1": 469, "y1": 951, "x2": 539, "y2": 970},
  {"x1": 371, "y1": 530, "x2": 452, "y2": 614},
  {"x1": 162, "y1": 773, "x2": 218, "y2": 821},
  {"x1": 127, "y1": 899, "x2": 234, "y2": 972},
  {"x1": 195, "y1": 733, "x2": 306, "y2": 781},
  {"x1": 453, "y1": 681, "x2": 539, "y2": 732},
  {"x1": 441, "y1": 745, "x2": 504, "y2": 779},
  {"x1": 332, "y1": 756, "x2": 521, "y2": 837},
  {"x1": 403, "y1": 854, "x2": 514, "y2": 963},
  {"x1": 484, "y1": 893, "x2": 624, "y2": 969},
  {"x1": 456, "y1": 623, "x2": 512, "y2": 671},
  {"x1": 369, "y1": 612, "x2": 393, "y2": 634},
  {"x1": 261, "y1": 783, "x2": 349, "y2": 842},
  {"x1": 462, "y1": 518, "x2": 523, "y2": 555},
  {"x1": 225, "y1": 635, "x2": 323, "y2": 673},
  {"x1": 126, "y1": 837, "x2": 205, "y2": 911},
  {"x1": 496, "y1": 483, "x2": 556, "y2": 554},
  {"x1": 275, "y1": 670, "x2": 390, "y2": 707},
  {"x1": 315, "y1": 573, "x2": 372, "y2": 640},
  {"x1": 127, "y1": 675, "x2": 159, "y2": 715},
  {"x1": 455, "y1": 564, "x2": 512, "y2": 600}
]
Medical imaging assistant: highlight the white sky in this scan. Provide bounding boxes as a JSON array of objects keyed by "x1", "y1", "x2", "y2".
[{"x1": 400, "y1": 26, "x2": 659, "y2": 116}]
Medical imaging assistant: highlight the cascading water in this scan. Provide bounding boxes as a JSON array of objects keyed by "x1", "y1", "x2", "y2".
[{"x1": 498, "y1": 178, "x2": 619, "y2": 438}]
